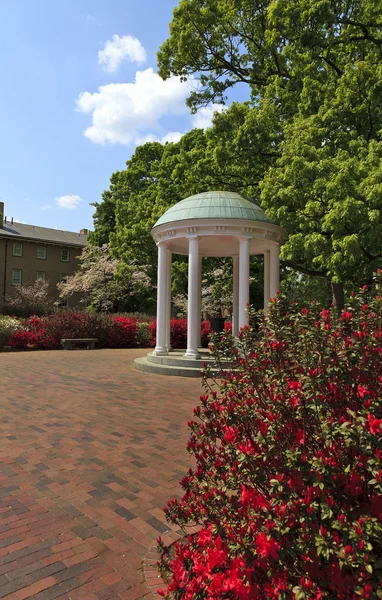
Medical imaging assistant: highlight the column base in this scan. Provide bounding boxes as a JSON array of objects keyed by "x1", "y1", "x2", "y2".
[
  {"x1": 165, "y1": 345, "x2": 173, "y2": 353},
  {"x1": 153, "y1": 347, "x2": 168, "y2": 356},
  {"x1": 184, "y1": 350, "x2": 201, "y2": 360}
]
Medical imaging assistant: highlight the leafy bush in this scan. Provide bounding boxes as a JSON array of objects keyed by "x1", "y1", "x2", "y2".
[
  {"x1": 147, "y1": 319, "x2": 188, "y2": 349},
  {"x1": 9, "y1": 312, "x2": 114, "y2": 350},
  {"x1": 5, "y1": 312, "x2": 227, "y2": 352},
  {"x1": 170, "y1": 318, "x2": 188, "y2": 349},
  {"x1": 201, "y1": 320, "x2": 210, "y2": 348},
  {"x1": 137, "y1": 321, "x2": 151, "y2": 347},
  {"x1": 158, "y1": 278, "x2": 382, "y2": 599},
  {"x1": 0, "y1": 316, "x2": 20, "y2": 349},
  {"x1": 3, "y1": 281, "x2": 54, "y2": 317},
  {"x1": 108, "y1": 316, "x2": 138, "y2": 348},
  {"x1": 148, "y1": 320, "x2": 215, "y2": 350}
]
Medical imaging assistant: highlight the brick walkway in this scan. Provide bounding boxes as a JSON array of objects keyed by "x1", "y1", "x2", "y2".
[{"x1": 0, "y1": 349, "x2": 201, "y2": 599}]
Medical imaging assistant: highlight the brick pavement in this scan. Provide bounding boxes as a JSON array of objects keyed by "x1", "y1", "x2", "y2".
[{"x1": 0, "y1": 349, "x2": 202, "y2": 599}]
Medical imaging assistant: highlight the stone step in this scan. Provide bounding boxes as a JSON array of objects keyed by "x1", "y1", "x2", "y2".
[
  {"x1": 147, "y1": 351, "x2": 214, "y2": 369},
  {"x1": 134, "y1": 356, "x2": 210, "y2": 378}
]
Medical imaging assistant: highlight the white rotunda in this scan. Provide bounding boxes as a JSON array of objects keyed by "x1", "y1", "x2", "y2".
[{"x1": 135, "y1": 190, "x2": 285, "y2": 377}]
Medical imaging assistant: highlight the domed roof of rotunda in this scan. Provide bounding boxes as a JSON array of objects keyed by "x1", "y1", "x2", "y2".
[{"x1": 153, "y1": 191, "x2": 270, "y2": 228}]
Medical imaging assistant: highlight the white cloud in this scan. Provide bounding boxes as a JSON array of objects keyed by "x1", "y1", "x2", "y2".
[
  {"x1": 161, "y1": 131, "x2": 184, "y2": 144},
  {"x1": 98, "y1": 35, "x2": 147, "y2": 72},
  {"x1": 40, "y1": 204, "x2": 52, "y2": 211},
  {"x1": 56, "y1": 195, "x2": 82, "y2": 210},
  {"x1": 77, "y1": 68, "x2": 194, "y2": 146},
  {"x1": 135, "y1": 131, "x2": 183, "y2": 146},
  {"x1": 191, "y1": 104, "x2": 226, "y2": 129}
]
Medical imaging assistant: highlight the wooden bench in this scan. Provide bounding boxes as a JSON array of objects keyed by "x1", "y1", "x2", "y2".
[{"x1": 61, "y1": 338, "x2": 98, "y2": 350}]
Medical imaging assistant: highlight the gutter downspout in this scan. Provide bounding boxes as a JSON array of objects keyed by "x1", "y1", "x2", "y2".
[{"x1": 3, "y1": 239, "x2": 8, "y2": 302}]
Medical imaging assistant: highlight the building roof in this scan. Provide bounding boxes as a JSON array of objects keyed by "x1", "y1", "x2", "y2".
[
  {"x1": 0, "y1": 221, "x2": 88, "y2": 247},
  {"x1": 153, "y1": 190, "x2": 271, "y2": 228}
]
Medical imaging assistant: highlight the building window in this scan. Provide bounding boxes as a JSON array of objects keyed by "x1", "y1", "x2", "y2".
[
  {"x1": 60, "y1": 275, "x2": 69, "y2": 306},
  {"x1": 37, "y1": 245, "x2": 46, "y2": 259},
  {"x1": 36, "y1": 271, "x2": 46, "y2": 282},
  {"x1": 61, "y1": 248, "x2": 70, "y2": 262},
  {"x1": 13, "y1": 242, "x2": 23, "y2": 257},
  {"x1": 12, "y1": 269, "x2": 22, "y2": 286}
]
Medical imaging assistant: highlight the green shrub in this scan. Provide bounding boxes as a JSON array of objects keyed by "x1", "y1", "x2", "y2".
[
  {"x1": 0, "y1": 316, "x2": 20, "y2": 349},
  {"x1": 136, "y1": 321, "x2": 151, "y2": 347}
]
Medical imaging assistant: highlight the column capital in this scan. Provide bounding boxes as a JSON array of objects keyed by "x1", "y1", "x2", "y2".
[{"x1": 156, "y1": 240, "x2": 169, "y2": 248}]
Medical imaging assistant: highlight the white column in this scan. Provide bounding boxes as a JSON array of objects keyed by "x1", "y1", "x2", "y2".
[
  {"x1": 232, "y1": 255, "x2": 239, "y2": 336},
  {"x1": 165, "y1": 249, "x2": 172, "y2": 351},
  {"x1": 269, "y1": 243, "x2": 280, "y2": 298},
  {"x1": 263, "y1": 250, "x2": 270, "y2": 314},
  {"x1": 196, "y1": 256, "x2": 202, "y2": 348},
  {"x1": 239, "y1": 237, "x2": 250, "y2": 329},
  {"x1": 153, "y1": 242, "x2": 168, "y2": 355},
  {"x1": 185, "y1": 237, "x2": 201, "y2": 359}
]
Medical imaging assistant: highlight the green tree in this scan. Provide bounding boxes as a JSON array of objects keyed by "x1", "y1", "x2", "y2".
[
  {"x1": 261, "y1": 108, "x2": 382, "y2": 304},
  {"x1": 158, "y1": 0, "x2": 381, "y2": 111},
  {"x1": 158, "y1": 0, "x2": 382, "y2": 306}
]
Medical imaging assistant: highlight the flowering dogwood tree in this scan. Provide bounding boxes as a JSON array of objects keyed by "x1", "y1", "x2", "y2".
[
  {"x1": 158, "y1": 273, "x2": 382, "y2": 599},
  {"x1": 4, "y1": 280, "x2": 53, "y2": 317},
  {"x1": 57, "y1": 245, "x2": 151, "y2": 312}
]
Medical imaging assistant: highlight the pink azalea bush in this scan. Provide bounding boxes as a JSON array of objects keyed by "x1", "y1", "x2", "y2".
[{"x1": 158, "y1": 276, "x2": 382, "y2": 599}]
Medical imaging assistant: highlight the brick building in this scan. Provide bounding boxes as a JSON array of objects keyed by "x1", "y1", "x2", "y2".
[{"x1": 0, "y1": 202, "x2": 88, "y2": 305}]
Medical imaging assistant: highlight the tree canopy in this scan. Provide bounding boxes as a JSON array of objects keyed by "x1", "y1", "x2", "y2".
[
  {"x1": 156, "y1": 0, "x2": 382, "y2": 305},
  {"x1": 158, "y1": 0, "x2": 382, "y2": 111},
  {"x1": 89, "y1": 0, "x2": 382, "y2": 311}
]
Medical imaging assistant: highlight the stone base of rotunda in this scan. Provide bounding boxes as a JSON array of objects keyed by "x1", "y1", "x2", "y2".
[{"x1": 134, "y1": 349, "x2": 219, "y2": 378}]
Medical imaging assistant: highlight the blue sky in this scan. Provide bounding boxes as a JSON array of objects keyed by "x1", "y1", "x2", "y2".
[{"x1": 0, "y1": 0, "x2": 225, "y2": 232}]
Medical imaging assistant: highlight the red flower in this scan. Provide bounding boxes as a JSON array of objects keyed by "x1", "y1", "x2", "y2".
[
  {"x1": 367, "y1": 414, "x2": 382, "y2": 435},
  {"x1": 223, "y1": 426, "x2": 238, "y2": 444},
  {"x1": 288, "y1": 381, "x2": 302, "y2": 390},
  {"x1": 358, "y1": 386, "x2": 370, "y2": 398},
  {"x1": 294, "y1": 429, "x2": 305, "y2": 445},
  {"x1": 255, "y1": 532, "x2": 280, "y2": 560}
]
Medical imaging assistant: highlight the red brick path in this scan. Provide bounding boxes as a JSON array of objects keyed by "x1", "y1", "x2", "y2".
[{"x1": 0, "y1": 349, "x2": 201, "y2": 599}]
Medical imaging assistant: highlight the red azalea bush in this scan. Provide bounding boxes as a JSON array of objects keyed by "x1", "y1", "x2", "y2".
[
  {"x1": 170, "y1": 318, "x2": 188, "y2": 349},
  {"x1": 201, "y1": 321, "x2": 211, "y2": 348},
  {"x1": 148, "y1": 320, "x2": 213, "y2": 349},
  {"x1": 108, "y1": 316, "x2": 138, "y2": 348},
  {"x1": 7, "y1": 313, "x2": 221, "y2": 351},
  {"x1": 8, "y1": 312, "x2": 138, "y2": 349},
  {"x1": 158, "y1": 278, "x2": 382, "y2": 599}
]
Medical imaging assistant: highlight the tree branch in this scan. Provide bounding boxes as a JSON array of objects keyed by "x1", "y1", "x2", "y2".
[{"x1": 281, "y1": 260, "x2": 327, "y2": 278}]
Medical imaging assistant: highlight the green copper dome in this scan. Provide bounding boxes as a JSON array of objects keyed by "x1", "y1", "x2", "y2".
[{"x1": 153, "y1": 191, "x2": 270, "y2": 228}]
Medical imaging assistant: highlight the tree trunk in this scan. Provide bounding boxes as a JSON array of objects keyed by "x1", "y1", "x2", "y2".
[{"x1": 332, "y1": 282, "x2": 344, "y2": 312}]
